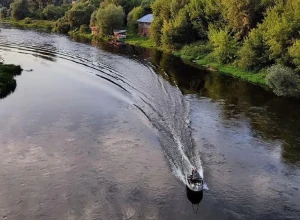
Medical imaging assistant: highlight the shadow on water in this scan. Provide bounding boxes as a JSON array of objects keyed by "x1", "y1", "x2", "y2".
[
  {"x1": 0, "y1": 65, "x2": 22, "y2": 100},
  {"x1": 98, "y1": 44, "x2": 300, "y2": 165},
  {"x1": 186, "y1": 187, "x2": 203, "y2": 213},
  {"x1": 0, "y1": 79, "x2": 17, "y2": 99}
]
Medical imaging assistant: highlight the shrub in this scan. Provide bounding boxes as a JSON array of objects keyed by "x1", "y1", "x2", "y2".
[
  {"x1": 23, "y1": 17, "x2": 32, "y2": 24},
  {"x1": 266, "y1": 65, "x2": 300, "y2": 96},
  {"x1": 179, "y1": 41, "x2": 212, "y2": 59},
  {"x1": 54, "y1": 17, "x2": 70, "y2": 34},
  {"x1": 79, "y1": 24, "x2": 90, "y2": 33}
]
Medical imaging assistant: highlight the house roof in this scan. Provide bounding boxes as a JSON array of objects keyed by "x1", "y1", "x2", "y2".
[
  {"x1": 113, "y1": 30, "x2": 127, "y2": 34},
  {"x1": 137, "y1": 14, "x2": 153, "y2": 23}
]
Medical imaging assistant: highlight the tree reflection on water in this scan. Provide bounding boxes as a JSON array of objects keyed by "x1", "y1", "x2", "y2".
[{"x1": 147, "y1": 50, "x2": 300, "y2": 164}]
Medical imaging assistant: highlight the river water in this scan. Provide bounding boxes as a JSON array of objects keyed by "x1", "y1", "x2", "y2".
[{"x1": 0, "y1": 27, "x2": 299, "y2": 220}]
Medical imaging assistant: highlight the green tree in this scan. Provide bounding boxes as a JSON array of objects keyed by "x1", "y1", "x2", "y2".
[
  {"x1": 117, "y1": 0, "x2": 142, "y2": 14},
  {"x1": 151, "y1": 0, "x2": 202, "y2": 47},
  {"x1": 150, "y1": 0, "x2": 170, "y2": 46},
  {"x1": 127, "y1": 6, "x2": 143, "y2": 32},
  {"x1": 187, "y1": 0, "x2": 207, "y2": 39},
  {"x1": 90, "y1": 10, "x2": 97, "y2": 26},
  {"x1": 238, "y1": 28, "x2": 271, "y2": 70},
  {"x1": 65, "y1": 2, "x2": 95, "y2": 29},
  {"x1": 96, "y1": 3, "x2": 124, "y2": 36},
  {"x1": 208, "y1": 25, "x2": 237, "y2": 64},
  {"x1": 238, "y1": 0, "x2": 300, "y2": 70},
  {"x1": 41, "y1": 4, "x2": 68, "y2": 20},
  {"x1": 161, "y1": 8, "x2": 196, "y2": 49},
  {"x1": 259, "y1": 0, "x2": 300, "y2": 64},
  {"x1": 141, "y1": 0, "x2": 154, "y2": 7},
  {"x1": 220, "y1": 0, "x2": 252, "y2": 39},
  {"x1": 10, "y1": 0, "x2": 29, "y2": 20},
  {"x1": 0, "y1": 0, "x2": 14, "y2": 8},
  {"x1": 289, "y1": 40, "x2": 300, "y2": 73},
  {"x1": 0, "y1": 7, "x2": 8, "y2": 18}
]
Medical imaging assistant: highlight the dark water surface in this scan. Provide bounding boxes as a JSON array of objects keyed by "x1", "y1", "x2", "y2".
[{"x1": 0, "y1": 28, "x2": 299, "y2": 220}]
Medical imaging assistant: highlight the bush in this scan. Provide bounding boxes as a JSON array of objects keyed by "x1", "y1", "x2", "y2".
[
  {"x1": 266, "y1": 65, "x2": 300, "y2": 96},
  {"x1": 23, "y1": 17, "x2": 32, "y2": 24},
  {"x1": 179, "y1": 41, "x2": 212, "y2": 59},
  {"x1": 54, "y1": 17, "x2": 70, "y2": 34},
  {"x1": 79, "y1": 24, "x2": 90, "y2": 33}
]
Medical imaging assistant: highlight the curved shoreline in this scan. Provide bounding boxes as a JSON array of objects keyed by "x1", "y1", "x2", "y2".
[{"x1": 1, "y1": 19, "x2": 268, "y2": 90}]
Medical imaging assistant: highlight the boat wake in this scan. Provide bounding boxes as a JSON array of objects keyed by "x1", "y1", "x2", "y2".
[{"x1": 0, "y1": 28, "x2": 206, "y2": 187}]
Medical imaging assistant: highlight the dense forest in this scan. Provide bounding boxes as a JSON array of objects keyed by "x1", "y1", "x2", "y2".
[{"x1": 1, "y1": 0, "x2": 300, "y2": 96}]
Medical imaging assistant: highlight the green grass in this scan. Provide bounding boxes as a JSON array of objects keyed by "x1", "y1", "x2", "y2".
[
  {"x1": 3, "y1": 18, "x2": 55, "y2": 32},
  {"x1": 68, "y1": 30, "x2": 93, "y2": 42},
  {"x1": 195, "y1": 58, "x2": 267, "y2": 86},
  {"x1": 125, "y1": 33, "x2": 155, "y2": 49}
]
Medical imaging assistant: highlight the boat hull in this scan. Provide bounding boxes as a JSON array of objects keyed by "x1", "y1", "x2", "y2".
[{"x1": 186, "y1": 175, "x2": 203, "y2": 192}]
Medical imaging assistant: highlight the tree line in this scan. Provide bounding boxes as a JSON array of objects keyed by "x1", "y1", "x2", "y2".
[{"x1": 1, "y1": 0, "x2": 300, "y2": 96}]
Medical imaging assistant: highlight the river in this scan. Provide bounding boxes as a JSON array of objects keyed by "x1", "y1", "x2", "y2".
[{"x1": 0, "y1": 27, "x2": 299, "y2": 220}]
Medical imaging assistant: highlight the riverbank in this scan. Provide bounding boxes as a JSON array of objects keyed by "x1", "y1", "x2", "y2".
[
  {"x1": 0, "y1": 63, "x2": 22, "y2": 98},
  {"x1": 174, "y1": 53, "x2": 267, "y2": 86},
  {"x1": 2, "y1": 19, "x2": 55, "y2": 32},
  {"x1": 124, "y1": 36, "x2": 267, "y2": 86},
  {"x1": 1, "y1": 18, "x2": 267, "y2": 87}
]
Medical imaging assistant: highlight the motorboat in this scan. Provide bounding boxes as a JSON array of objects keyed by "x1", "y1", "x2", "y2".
[{"x1": 186, "y1": 170, "x2": 204, "y2": 192}]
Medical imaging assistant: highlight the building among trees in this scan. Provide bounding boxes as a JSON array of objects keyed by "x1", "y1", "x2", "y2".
[{"x1": 137, "y1": 14, "x2": 153, "y2": 37}]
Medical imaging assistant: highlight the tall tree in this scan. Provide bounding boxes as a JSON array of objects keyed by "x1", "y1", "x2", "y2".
[
  {"x1": 96, "y1": 3, "x2": 125, "y2": 36},
  {"x1": 10, "y1": 0, "x2": 29, "y2": 20},
  {"x1": 65, "y1": 2, "x2": 95, "y2": 29},
  {"x1": 127, "y1": 6, "x2": 143, "y2": 31}
]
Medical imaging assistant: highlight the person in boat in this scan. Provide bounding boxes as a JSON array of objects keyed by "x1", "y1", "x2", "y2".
[{"x1": 191, "y1": 168, "x2": 201, "y2": 182}]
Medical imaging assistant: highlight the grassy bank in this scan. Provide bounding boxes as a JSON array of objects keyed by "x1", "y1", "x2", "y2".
[
  {"x1": 125, "y1": 33, "x2": 155, "y2": 49},
  {"x1": 2, "y1": 19, "x2": 55, "y2": 32},
  {"x1": 124, "y1": 34, "x2": 267, "y2": 86},
  {"x1": 0, "y1": 63, "x2": 22, "y2": 98},
  {"x1": 177, "y1": 55, "x2": 267, "y2": 86},
  {"x1": 173, "y1": 49, "x2": 268, "y2": 86}
]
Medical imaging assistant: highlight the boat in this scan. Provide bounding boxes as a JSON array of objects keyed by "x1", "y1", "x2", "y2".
[{"x1": 186, "y1": 171, "x2": 204, "y2": 192}]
